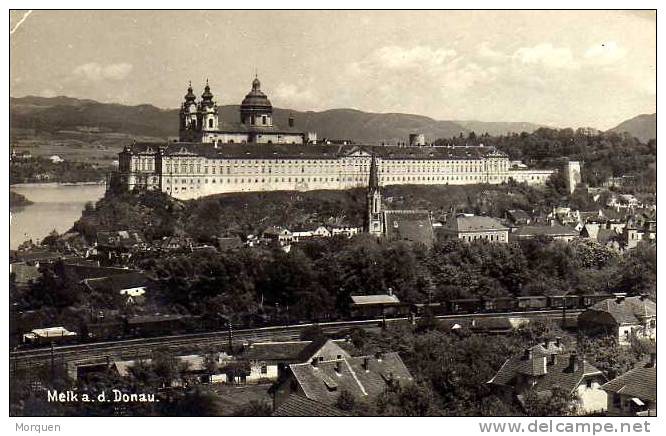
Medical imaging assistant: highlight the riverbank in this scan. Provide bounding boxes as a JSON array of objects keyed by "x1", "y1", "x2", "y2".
[
  {"x1": 9, "y1": 191, "x2": 33, "y2": 209},
  {"x1": 9, "y1": 183, "x2": 107, "y2": 249}
]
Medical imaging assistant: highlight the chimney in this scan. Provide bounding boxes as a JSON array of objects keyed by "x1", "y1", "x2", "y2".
[
  {"x1": 335, "y1": 360, "x2": 342, "y2": 374},
  {"x1": 523, "y1": 348, "x2": 533, "y2": 360},
  {"x1": 555, "y1": 337, "x2": 562, "y2": 348},
  {"x1": 288, "y1": 114, "x2": 294, "y2": 128},
  {"x1": 568, "y1": 353, "x2": 579, "y2": 372},
  {"x1": 388, "y1": 288, "x2": 393, "y2": 296},
  {"x1": 311, "y1": 358, "x2": 318, "y2": 368},
  {"x1": 544, "y1": 338, "x2": 551, "y2": 349},
  {"x1": 363, "y1": 357, "x2": 370, "y2": 371}
]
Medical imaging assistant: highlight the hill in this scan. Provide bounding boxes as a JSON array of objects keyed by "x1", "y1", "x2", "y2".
[
  {"x1": 11, "y1": 95, "x2": 550, "y2": 146},
  {"x1": 608, "y1": 113, "x2": 656, "y2": 143},
  {"x1": 454, "y1": 120, "x2": 546, "y2": 136}
]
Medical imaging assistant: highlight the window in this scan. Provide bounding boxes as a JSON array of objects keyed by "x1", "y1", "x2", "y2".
[
  {"x1": 262, "y1": 116, "x2": 267, "y2": 125},
  {"x1": 208, "y1": 118, "x2": 213, "y2": 128},
  {"x1": 260, "y1": 365, "x2": 267, "y2": 374}
]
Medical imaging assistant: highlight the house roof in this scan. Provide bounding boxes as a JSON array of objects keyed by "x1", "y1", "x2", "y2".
[
  {"x1": 443, "y1": 215, "x2": 508, "y2": 233},
  {"x1": 97, "y1": 230, "x2": 145, "y2": 248},
  {"x1": 83, "y1": 271, "x2": 150, "y2": 293},
  {"x1": 586, "y1": 296, "x2": 656, "y2": 325},
  {"x1": 383, "y1": 210, "x2": 435, "y2": 247},
  {"x1": 512, "y1": 225, "x2": 579, "y2": 238},
  {"x1": 350, "y1": 294, "x2": 401, "y2": 305},
  {"x1": 489, "y1": 344, "x2": 603, "y2": 395},
  {"x1": 600, "y1": 364, "x2": 656, "y2": 401},
  {"x1": 272, "y1": 394, "x2": 350, "y2": 417},
  {"x1": 126, "y1": 142, "x2": 508, "y2": 161},
  {"x1": 288, "y1": 352, "x2": 413, "y2": 405}
]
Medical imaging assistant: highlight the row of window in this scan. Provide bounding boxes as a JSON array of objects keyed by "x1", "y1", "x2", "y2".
[
  {"x1": 162, "y1": 174, "x2": 510, "y2": 186},
  {"x1": 459, "y1": 233, "x2": 507, "y2": 242}
]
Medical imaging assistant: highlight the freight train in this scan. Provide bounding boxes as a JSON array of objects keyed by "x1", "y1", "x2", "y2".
[{"x1": 19, "y1": 293, "x2": 615, "y2": 348}]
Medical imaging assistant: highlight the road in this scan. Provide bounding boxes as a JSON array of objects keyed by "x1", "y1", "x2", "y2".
[{"x1": 10, "y1": 309, "x2": 581, "y2": 372}]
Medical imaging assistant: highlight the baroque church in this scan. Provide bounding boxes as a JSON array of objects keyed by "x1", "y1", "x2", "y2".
[
  {"x1": 115, "y1": 75, "x2": 557, "y2": 200},
  {"x1": 178, "y1": 77, "x2": 309, "y2": 145}
]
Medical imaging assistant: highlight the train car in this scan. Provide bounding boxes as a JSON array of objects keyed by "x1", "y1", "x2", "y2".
[
  {"x1": 547, "y1": 295, "x2": 581, "y2": 310},
  {"x1": 482, "y1": 296, "x2": 518, "y2": 312},
  {"x1": 124, "y1": 314, "x2": 191, "y2": 337},
  {"x1": 580, "y1": 294, "x2": 614, "y2": 308},
  {"x1": 448, "y1": 298, "x2": 483, "y2": 314},
  {"x1": 411, "y1": 303, "x2": 448, "y2": 317},
  {"x1": 516, "y1": 296, "x2": 549, "y2": 311}
]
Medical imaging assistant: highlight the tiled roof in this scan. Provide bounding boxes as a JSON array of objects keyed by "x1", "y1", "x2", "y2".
[
  {"x1": 443, "y1": 215, "x2": 508, "y2": 233},
  {"x1": 83, "y1": 271, "x2": 151, "y2": 294},
  {"x1": 383, "y1": 210, "x2": 435, "y2": 247},
  {"x1": 96, "y1": 230, "x2": 145, "y2": 248},
  {"x1": 289, "y1": 352, "x2": 413, "y2": 405},
  {"x1": 272, "y1": 394, "x2": 350, "y2": 416},
  {"x1": 489, "y1": 347, "x2": 603, "y2": 395},
  {"x1": 512, "y1": 225, "x2": 579, "y2": 237},
  {"x1": 350, "y1": 294, "x2": 401, "y2": 305},
  {"x1": 601, "y1": 364, "x2": 656, "y2": 401},
  {"x1": 587, "y1": 296, "x2": 656, "y2": 325},
  {"x1": 126, "y1": 142, "x2": 507, "y2": 161}
]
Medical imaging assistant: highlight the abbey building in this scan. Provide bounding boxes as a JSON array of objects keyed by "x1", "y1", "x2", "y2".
[{"x1": 116, "y1": 77, "x2": 557, "y2": 200}]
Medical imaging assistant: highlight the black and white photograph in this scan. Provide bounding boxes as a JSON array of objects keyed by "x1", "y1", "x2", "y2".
[{"x1": 6, "y1": 5, "x2": 659, "y2": 429}]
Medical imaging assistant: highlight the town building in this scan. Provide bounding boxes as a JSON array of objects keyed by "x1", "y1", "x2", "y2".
[
  {"x1": 273, "y1": 351, "x2": 413, "y2": 409},
  {"x1": 22, "y1": 326, "x2": 78, "y2": 345},
  {"x1": 488, "y1": 341, "x2": 607, "y2": 415},
  {"x1": 578, "y1": 295, "x2": 656, "y2": 345},
  {"x1": 116, "y1": 78, "x2": 557, "y2": 200},
  {"x1": 601, "y1": 355, "x2": 656, "y2": 416},
  {"x1": 438, "y1": 214, "x2": 509, "y2": 243},
  {"x1": 510, "y1": 224, "x2": 580, "y2": 242},
  {"x1": 349, "y1": 292, "x2": 404, "y2": 318},
  {"x1": 236, "y1": 338, "x2": 351, "y2": 384}
]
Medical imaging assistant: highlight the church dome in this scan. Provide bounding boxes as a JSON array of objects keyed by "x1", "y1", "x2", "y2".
[{"x1": 240, "y1": 75, "x2": 272, "y2": 113}]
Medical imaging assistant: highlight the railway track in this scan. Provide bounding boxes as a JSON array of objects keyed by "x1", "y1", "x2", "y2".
[{"x1": 10, "y1": 309, "x2": 581, "y2": 371}]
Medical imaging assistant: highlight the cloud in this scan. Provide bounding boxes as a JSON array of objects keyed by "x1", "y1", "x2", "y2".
[
  {"x1": 513, "y1": 43, "x2": 576, "y2": 69},
  {"x1": 273, "y1": 83, "x2": 319, "y2": 110},
  {"x1": 584, "y1": 41, "x2": 627, "y2": 64},
  {"x1": 72, "y1": 62, "x2": 133, "y2": 81},
  {"x1": 372, "y1": 45, "x2": 457, "y2": 70}
]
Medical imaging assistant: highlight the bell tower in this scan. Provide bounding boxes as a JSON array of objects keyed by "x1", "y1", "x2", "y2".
[
  {"x1": 179, "y1": 81, "x2": 199, "y2": 141},
  {"x1": 200, "y1": 79, "x2": 219, "y2": 133},
  {"x1": 365, "y1": 154, "x2": 384, "y2": 236}
]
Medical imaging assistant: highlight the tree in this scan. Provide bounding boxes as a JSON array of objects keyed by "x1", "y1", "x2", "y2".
[
  {"x1": 521, "y1": 385, "x2": 578, "y2": 416},
  {"x1": 232, "y1": 400, "x2": 272, "y2": 416}
]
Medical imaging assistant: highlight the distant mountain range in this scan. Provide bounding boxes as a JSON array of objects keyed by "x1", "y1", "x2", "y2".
[
  {"x1": 608, "y1": 113, "x2": 656, "y2": 143},
  {"x1": 10, "y1": 96, "x2": 553, "y2": 145},
  {"x1": 10, "y1": 96, "x2": 655, "y2": 144}
]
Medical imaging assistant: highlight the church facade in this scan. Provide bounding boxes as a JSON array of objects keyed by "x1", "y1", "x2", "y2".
[{"x1": 116, "y1": 77, "x2": 557, "y2": 200}]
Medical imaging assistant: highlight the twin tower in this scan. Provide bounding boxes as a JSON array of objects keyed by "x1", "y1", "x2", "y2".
[{"x1": 178, "y1": 76, "x2": 305, "y2": 145}]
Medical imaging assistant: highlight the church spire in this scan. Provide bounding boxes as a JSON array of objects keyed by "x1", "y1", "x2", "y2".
[{"x1": 369, "y1": 153, "x2": 379, "y2": 190}]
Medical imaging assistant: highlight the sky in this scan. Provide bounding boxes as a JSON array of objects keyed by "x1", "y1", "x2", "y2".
[{"x1": 10, "y1": 10, "x2": 656, "y2": 130}]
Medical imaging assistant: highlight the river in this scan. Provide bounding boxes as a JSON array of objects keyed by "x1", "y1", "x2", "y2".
[{"x1": 9, "y1": 183, "x2": 106, "y2": 250}]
